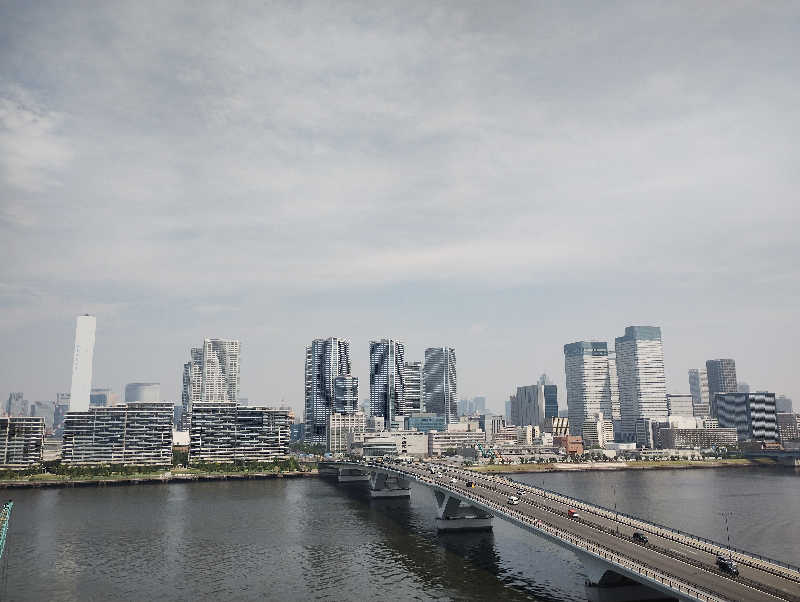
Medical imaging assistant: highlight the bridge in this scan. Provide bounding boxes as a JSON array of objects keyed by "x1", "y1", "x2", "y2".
[{"x1": 319, "y1": 461, "x2": 800, "y2": 602}]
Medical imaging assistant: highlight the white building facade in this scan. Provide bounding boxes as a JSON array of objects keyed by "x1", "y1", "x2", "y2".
[
  {"x1": 564, "y1": 341, "x2": 613, "y2": 436},
  {"x1": 69, "y1": 314, "x2": 96, "y2": 412}
]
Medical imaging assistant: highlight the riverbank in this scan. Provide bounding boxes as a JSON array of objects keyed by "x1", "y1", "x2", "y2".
[
  {"x1": 468, "y1": 458, "x2": 778, "y2": 474},
  {"x1": 0, "y1": 469, "x2": 319, "y2": 489}
]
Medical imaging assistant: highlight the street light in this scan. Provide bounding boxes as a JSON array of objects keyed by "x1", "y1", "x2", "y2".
[{"x1": 719, "y1": 511, "x2": 734, "y2": 559}]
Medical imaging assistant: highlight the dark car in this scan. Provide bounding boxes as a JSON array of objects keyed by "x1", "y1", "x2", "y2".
[
  {"x1": 716, "y1": 556, "x2": 739, "y2": 576},
  {"x1": 632, "y1": 532, "x2": 648, "y2": 544}
]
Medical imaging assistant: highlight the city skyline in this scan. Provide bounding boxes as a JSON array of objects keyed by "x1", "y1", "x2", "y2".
[{"x1": 1, "y1": 3, "x2": 798, "y2": 418}]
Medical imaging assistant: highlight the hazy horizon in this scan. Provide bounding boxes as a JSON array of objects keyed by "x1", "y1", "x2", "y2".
[{"x1": 2, "y1": 2, "x2": 798, "y2": 417}]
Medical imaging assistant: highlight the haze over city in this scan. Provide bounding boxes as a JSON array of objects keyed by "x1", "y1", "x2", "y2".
[{"x1": 2, "y1": 2, "x2": 798, "y2": 416}]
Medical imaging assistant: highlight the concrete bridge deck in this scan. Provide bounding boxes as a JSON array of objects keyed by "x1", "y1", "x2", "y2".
[{"x1": 321, "y1": 460, "x2": 800, "y2": 602}]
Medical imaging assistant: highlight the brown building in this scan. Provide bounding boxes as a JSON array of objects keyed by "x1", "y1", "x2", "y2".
[{"x1": 554, "y1": 435, "x2": 584, "y2": 455}]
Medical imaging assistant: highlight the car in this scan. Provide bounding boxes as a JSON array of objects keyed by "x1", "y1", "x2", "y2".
[
  {"x1": 716, "y1": 556, "x2": 739, "y2": 576},
  {"x1": 632, "y1": 532, "x2": 648, "y2": 544},
  {"x1": 507, "y1": 497, "x2": 520, "y2": 505},
  {"x1": 567, "y1": 509, "x2": 579, "y2": 519},
  {"x1": 450, "y1": 478, "x2": 457, "y2": 483}
]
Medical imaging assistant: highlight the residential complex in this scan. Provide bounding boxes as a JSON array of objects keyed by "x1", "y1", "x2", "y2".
[
  {"x1": 615, "y1": 326, "x2": 667, "y2": 441},
  {"x1": 402, "y1": 361, "x2": 423, "y2": 414},
  {"x1": 189, "y1": 403, "x2": 290, "y2": 463},
  {"x1": 0, "y1": 416, "x2": 44, "y2": 467},
  {"x1": 62, "y1": 403, "x2": 173, "y2": 465},
  {"x1": 369, "y1": 339, "x2": 406, "y2": 424},
  {"x1": 333, "y1": 375, "x2": 359, "y2": 414},
  {"x1": 716, "y1": 392, "x2": 778, "y2": 442},
  {"x1": 423, "y1": 347, "x2": 457, "y2": 424}
]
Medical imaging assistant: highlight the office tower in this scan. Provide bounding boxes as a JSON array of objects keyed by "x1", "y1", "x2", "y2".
[
  {"x1": 62, "y1": 403, "x2": 173, "y2": 465},
  {"x1": 201, "y1": 338, "x2": 240, "y2": 402},
  {"x1": 715, "y1": 392, "x2": 778, "y2": 442},
  {"x1": 402, "y1": 361, "x2": 423, "y2": 414},
  {"x1": 706, "y1": 359, "x2": 737, "y2": 417},
  {"x1": 0, "y1": 417, "x2": 44, "y2": 467},
  {"x1": 564, "y1": 341, "x2": 613, "y2": 436},
  {"x1": 333, "y1": 375, "x2": 359, "y2": 414},
  {"x1": 304, "y1": 338, "x2": 352, "y2": 445},
  {"x1": 688, "y1": 369, "x2": 710, "y2": 416},
  {"x1": 510, "y1": 384, "x2": 547, "y2": 430},
  {"x1": 90, "y1": 388, "x2": 116, "y2": 407},
  {"x1": 776, "y1": 395, "x2": 793, "y2": 414},
  {"x1": 615, "y1": 326, "x2": 667, "y2": 441},
  {"x1": 738, "y1": 382, "x2": 750, "y2": 394},
  {"x1": 53, "y1": 394, "x2": 70, "y2": 437},
  {"x1": 423, "y1": 346, "x2": 457, "y2": 424},
  {"x1": 125, "y1": 382, "x2": 160, "y2": 403},
  {"x1": 69, "y1": 314, "x2": 96, "y2": 412},
  {"x1": 472, "y1": 396, "x2": 487, "y2": 413},
  {"x1": 543, "y1": 385, "x2": 558, "y2": 420},
  {"x1": 666, "y1": 394, "x2": 694, "y2": 417},
  {"x1": 189, "y1": 403, "x2": 289, "y2": 463},
  {"x1": 607, "y1": 351, "x2": 621, "y2": 420},
  {"x1": 504, "y1": 398, "x2": 512, "y2": 422},
  {"x1": 369, "y1": 339, "x2": 405, "y2": 425}
]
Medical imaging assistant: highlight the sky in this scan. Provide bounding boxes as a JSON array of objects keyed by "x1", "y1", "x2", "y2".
[{"x1": 1, "y1": 1, "x2": 798, "y2": 416}]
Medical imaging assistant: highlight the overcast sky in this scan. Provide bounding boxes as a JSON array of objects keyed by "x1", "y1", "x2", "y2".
[{"x1": 1, "y1": 1, "x2": 798, "y2": 415}]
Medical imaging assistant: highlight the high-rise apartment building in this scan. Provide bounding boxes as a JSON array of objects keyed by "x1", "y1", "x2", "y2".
[
  {"x1": 369, "y1": 339, "x2": 405, "y2": 424},
  {"x1": 333, "y1": 375, "x2": 359, "y2": 414},
  {"x1": 688, "y1": 368, "x2": 710, "y2": 416},
  {"x1": 706, "y1": 359, "x2": 737, "y2": 417},
  {"x1": 607, "y1": 352, "x2": 621, "y2": 420},
  {"x1": 69, "y1": 314, "x2": 96, "y2": 412},
  {"x1": 564, "y1": 341, "x2": 613, "y2": 436},
  {"x1": 180, "y1": 347, "x2": 203, "y2": 430},
  {"x1": 402, "y1": 361, "x2": 423, "y2": 414},
  {"x1": 201, "y1": 338, "x2": 240, "y2": 402},
  {"x1": 304, "y1": 338, "x2": 352, "y2": 445},
  {"x1": 615, "y1": 326, "x2": 667, "y2": 441},
  {"x1": 423, "y1": 346, "x2": 457, "y2": 424}
]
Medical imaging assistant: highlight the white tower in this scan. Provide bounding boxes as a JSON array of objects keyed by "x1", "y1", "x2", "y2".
[{"x1": 69, "y1": 314, "x2": 96, "y2": 412}]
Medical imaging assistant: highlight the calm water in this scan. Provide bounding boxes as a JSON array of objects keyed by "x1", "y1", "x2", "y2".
[{"x1": 3, "y1": 467, "x2": 798, "y2": 601}]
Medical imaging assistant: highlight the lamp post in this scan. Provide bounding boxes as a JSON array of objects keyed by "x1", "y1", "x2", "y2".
[{"x1": 719, "y1": 511, "x2": 734, "y2": 559}]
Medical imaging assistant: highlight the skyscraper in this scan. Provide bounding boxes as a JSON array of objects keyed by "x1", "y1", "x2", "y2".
[
  {"x1": 69, "y1": 314, "x2": 96, "y2": 412},
  {"x1": 180, "y1": 347, "x2": 203, "y2": 430},
  {"x1": 564, "y1": 341, "x2": 613, "y2": 436},
  {"x1": 543, "y1": 385, "x2": 558, "y2": 420},
  {"x1": 706, "y1": 359, "x2": 737, "y2": 417},
  {"x1": 423, "y1": 346, "x2": 457, "y2": 424},
  {"x1": 688, "y1": 368, "x2": 710, "y2": 416},
  {"x1": 369, "y1": 339, "x2": 405, "y2": 425},
  {"x1": 402, "y1": 361, "x2": 423, "y2": 414},
  {"x1": 607, "y1": 351, "x2": 621, "y2": 420},
  {"x1": 510, "y1": 384, "x2": 547, "y2": 429},
  {"x1": 201, "y1": 338, "x2": 240, "y2": 402},
  {"x1": 304, "y1": 338, "x2": 352, "y2": 445},
  {"x1": 615, "y1": 326, "x2": 667, "y2": 441},
  {"x1": 333, "y1": 375, "x2": 359, "y2": 414}
]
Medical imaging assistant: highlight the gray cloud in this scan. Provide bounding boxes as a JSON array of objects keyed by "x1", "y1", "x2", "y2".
[{"x1": 1, "y1": 1, "x2": 798, "y2": 411}]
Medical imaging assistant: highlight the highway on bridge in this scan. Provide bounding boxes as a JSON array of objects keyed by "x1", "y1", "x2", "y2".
[{"x1": 355, "y1": 460, "x2": 800, "y2": 602}]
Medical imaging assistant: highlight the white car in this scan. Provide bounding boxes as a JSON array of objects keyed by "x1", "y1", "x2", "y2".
[
  {"x1": 450, "y1": 478, "x2": 458, "y2": 483},
  {"x1": 508, "y1": 498, "x2": 520, "y2": 506}
]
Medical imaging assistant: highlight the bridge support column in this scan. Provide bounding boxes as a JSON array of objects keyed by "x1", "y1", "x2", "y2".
[
  {"x1": 337, "y1": 467, "x2": 370, "y2": 482},
  {"x1": 432, "y1": 488, "x2": 493, "y2": 532},
  {"x1": 368, "y1": 471, "x2": 411, "y2": 498},
  {"x1": 575, "y1": 551, "x2": 681, "y2": 602}
]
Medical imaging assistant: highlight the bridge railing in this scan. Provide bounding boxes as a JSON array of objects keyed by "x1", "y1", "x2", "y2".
[
  {"x1": 493, "y1": 474, "x2": 800, "y2": 578},
  {"x1": 374, "y1": 465, "x2": 726, "y2": 602}
]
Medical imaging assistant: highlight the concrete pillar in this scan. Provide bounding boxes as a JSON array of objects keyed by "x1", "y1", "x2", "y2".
[
  {"x1": 368, "y1": 470, "x2": 411, "y2": 498},
  {"x1": 575, "y1": 551, "x2": 680, "y2": 602},
  {"x1": 432, "y1": 488, "x2": 493, "y2": 531},
  {"x1": 337, "y1": 467, "x2": 370, "y2": 482}
]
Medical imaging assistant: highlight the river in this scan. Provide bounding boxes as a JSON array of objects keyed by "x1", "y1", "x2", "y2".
[{"x1": 3, "y1": 466, "x2": 798, "y2": 601}]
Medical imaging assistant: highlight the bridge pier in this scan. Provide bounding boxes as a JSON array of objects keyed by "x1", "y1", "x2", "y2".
[
  {"x1": 368, "y1": 470, "x2": 411, "y2": 498},
  {"x1": 432, "y1": 488, "x2": 493, "y2": 532},
  {"x1": 337, "y1": 467, "x2": 370, "y2": 482},
  {"x1": 576, "y1": 552, "x2": 680, "y2": 602}
]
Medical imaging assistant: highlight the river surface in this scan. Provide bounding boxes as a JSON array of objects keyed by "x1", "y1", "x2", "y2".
[{"x1": 3, "y1": 467, "x2": 798, "y2": 601}]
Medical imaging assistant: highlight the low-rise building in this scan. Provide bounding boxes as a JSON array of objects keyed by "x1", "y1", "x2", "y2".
[
  {"x1": 361, "y1": 430, "x2": 427, "y2": 457},
  {"x1": 582, "y1": 413, "x2": 614, "y2": 448},
  {"x1": 62, "y1": 403, "x2": 173, "y2": 465},
  {"x1": 1, "y1": 416, "x2": 44, "y2": 467},
  {"x1": 776, "y1": 413, "x2": 800, "y2": 442},
  {"x1": 190, "y1": 403, "x2": 290, "y2": 464},
  {"x1": 547, "y1": 416, "x2": 570, "y2": 436},
  {"x1": 553, "y1": 435, "x2": 583, "y2": 455},
  {"x1": 407, "y1": 413, "x2": 447, "y2": 433},
  {"x1": 659, "y1": 427, "x2": 738, "y2": 449},
  {"x1": 328, "y1": 412, "x2": 366, "y2": 454},
  {"x1": 428, "y1": 429, "x2": 486, "y2": 456}
]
